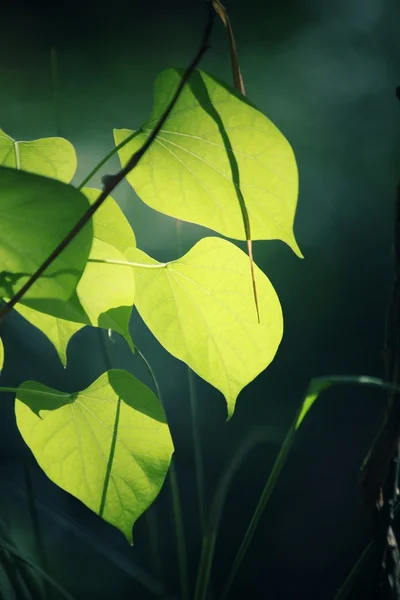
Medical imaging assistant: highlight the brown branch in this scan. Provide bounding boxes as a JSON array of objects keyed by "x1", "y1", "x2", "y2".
[
  {"x1": 0, "y1": 2, "x2": 216, "y2": 325},
  {"x1": 212, "y1": 0, "x2": 260, "y2": 323},
  {"x1": 212, "y1": 0, "x2": 245, "y2": 95}
]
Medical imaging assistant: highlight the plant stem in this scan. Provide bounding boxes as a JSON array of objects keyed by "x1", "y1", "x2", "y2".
[
  {"x1": 188, "y1": 368, "x2": 206, "y2": 533},
  {"x1": 135, "y1": 344, "x2": 190, "y2": 600},
  {"x1": 169, "y1": 461, "x2": 190, "y2": 600},
  {"x1": 76, "y1": 130, "x2": 140, "y2": 191},
  {"x1": 175, "y1": 219, "x2": 206, "y2": 534},
  {"x1": 87, "y1": 258, "x2": 167, "y2": 269},
  {"x1": 0, "y1": 386, "x2": 70, "y2": 397},
  {"x1": 143, "y1": 502, "x2": 162, "y2": 584}
]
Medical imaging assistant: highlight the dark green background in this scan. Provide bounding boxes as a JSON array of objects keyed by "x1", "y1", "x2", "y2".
[{"x1": 0, "y1": 0, "x2": 399, "y2": 598}]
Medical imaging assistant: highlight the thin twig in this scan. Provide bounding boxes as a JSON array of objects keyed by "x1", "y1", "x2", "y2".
[{"x1": 0, "y1": 1, "x2": 216, "y2": 324}]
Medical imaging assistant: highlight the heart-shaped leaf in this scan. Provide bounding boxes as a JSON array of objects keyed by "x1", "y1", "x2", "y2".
[
  {"x1": 0, "y1": 127, "x2": 77, "y2": 183},
  {"x1": 15, "y1": 188, "x2": 136, "y2": 364},
  {"x1": 0, "y1": 167, "x2": 92, "y2": 303},
  {"x1": 131, "y1": 237, "x2": 283, "y2": 418},
  {"x1": 15, "y1": 369, "x2": 174, "y2": 543},
  {"x1": 115, "y1": 68, "x2": 301, "y2": 256}
]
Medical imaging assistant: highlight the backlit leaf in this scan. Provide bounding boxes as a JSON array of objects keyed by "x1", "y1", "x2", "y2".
[
  {"x1": 115, "y1": 68, "x2": 301, "y2": 256},
  {"x1": 15, "y1": 369, "x2": 174, "y2": 543},
  {"x1": 0, "y1": 167, "x2": 92, "y2": 303},
  {"x1": 0, "y1": 127, "x2": 77, "y2": 183},
  {"x1": 131, "y1": 237, "x2": 283, "y2": 418}
]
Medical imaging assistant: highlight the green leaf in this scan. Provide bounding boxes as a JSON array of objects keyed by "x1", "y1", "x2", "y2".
[
  {"x1": 0, "y1": 167, "x2": 92, "y2": 303},
  {"x1": 14, "y1": 188, "x2": 136, "y2": 364},
  {"x1": 15, "y1": 369, "x2": 174, "y2": 544},
  {"x1": 115, "y1": 68, "x2": 301, "y2": 256},
  {"x1": 131, "y1": 237, "x2": 283, "y2": 418},
  {"x1": 0, "y1": 337, "x2": 3, "y2": 373},
  {"x1": 0, "y1": 127, "x2": 77, "y2": 183}
]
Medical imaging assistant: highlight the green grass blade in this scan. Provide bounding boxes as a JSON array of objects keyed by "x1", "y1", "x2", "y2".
[
  {"x1": 0, "y1": 538, "x2": 76, "y2": 600},
  {"x1": 332, "y1": 542, "x2": 372, "y2": 600},
  {"x1": 23, "y1": 463, "x2": 49, "y2": 599},
  {"x1": 218, "y1": 423, "x2": 296, "y2": 600},
  {"x1": 169, "y1": 461, "x2": 190, "y2": 600},
  {"x1": 194, "y1": 428, "x2": 278, "y2": 600},
  {"x1": 219, "y1": 374, "x2": 400, "y2": 600},
  {"x1": 5, "y1": 476, "x2": 164, "y2": 595}
]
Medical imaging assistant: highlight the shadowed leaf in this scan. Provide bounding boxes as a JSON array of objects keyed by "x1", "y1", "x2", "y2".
[
  {"x1": 15, "y1": 188, "x2": 136, "y2": 364},
  {"x1": 0, "y1": 167, "x2": 92, "y2": 303},
  {"x1": 115, "y1": 69, "x2": 301, "y2": 255}
]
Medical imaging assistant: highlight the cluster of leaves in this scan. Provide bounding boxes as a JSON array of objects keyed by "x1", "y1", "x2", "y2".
[{"x1": 0, "y1": 68, "x2": 300, "y2": 543}]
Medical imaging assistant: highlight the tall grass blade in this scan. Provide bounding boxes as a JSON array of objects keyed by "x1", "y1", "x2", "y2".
[
  {"x1": 219, "y1": 375, "x2": 400, "y2": 600},
  {"x1": 194, "y1": 427, "x2": 279, "y2": 600}
]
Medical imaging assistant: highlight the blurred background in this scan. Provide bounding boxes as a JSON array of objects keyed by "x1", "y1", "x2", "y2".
[{"x1": 0, "y1": 0, "x2": 399, "y2": 598}]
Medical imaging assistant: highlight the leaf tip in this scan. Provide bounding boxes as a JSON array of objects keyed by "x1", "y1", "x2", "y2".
[
  {"x1": 289, "y1": 235, "x2": 304, "y2": 259},
  {"x1": 225, "y1": 398, "x2": 236, "y2": 421},
  {"x1": 126, "y1": 531, "x2": 134, "y2": 546}
]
